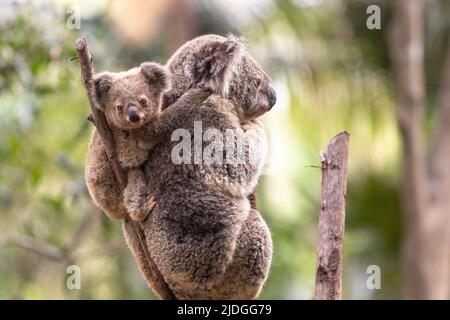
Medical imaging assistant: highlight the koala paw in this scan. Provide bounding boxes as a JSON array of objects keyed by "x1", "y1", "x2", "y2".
[
  {"x1": 186, "y1": 87, "x2": 212, "y2": 104},
  {"x1": 129, "y1": 195, "x2": 156, "y2": 222},
  {"x1": 146, "y1": 195, "x2": 157, "y2": 213}
]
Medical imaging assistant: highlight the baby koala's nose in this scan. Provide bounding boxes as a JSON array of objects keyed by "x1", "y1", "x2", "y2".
[
  {"x1": 127, "y1": 105, "x2": 140, "y2": 123},
  {"x1": 268, "y1": 86, "x2": 277, "y2": 109}
]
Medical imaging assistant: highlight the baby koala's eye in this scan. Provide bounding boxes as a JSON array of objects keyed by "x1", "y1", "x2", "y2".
[
  {"x1": 116, "y1": 105, "x2": 124, "y2": 113},
  {"x1": 255, "y1": 77, "x2": 262, "y2": 88},
  {"x1": 139, "y1": 96, "x2": 147, "y2": 105}
]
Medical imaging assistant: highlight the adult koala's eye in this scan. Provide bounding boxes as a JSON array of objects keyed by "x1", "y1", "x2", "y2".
[
  {"x1": 139, "y1": 97, "x2": 147, "y2": 105},
  {"x1": 116, "y1": 105, "x2": 124, "y2": 112}
]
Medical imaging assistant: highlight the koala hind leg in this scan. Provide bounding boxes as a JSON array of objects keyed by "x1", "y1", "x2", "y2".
[
  {"x1": 123, "y1": 168, "x2": 155, "y2": 222},
  {"x1": 211, "y1": 209, "x2": 272, "y2": 299},
  {"x1": 85, "y1": 145, "x2": 128, "y2": 220}
]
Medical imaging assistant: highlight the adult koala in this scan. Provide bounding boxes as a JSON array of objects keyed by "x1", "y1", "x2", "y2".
[{"x1": 123, "y1": 34, "x2": 276, "y2": 299}]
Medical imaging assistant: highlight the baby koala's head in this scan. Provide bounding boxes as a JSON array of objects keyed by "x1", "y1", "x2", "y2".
[{"x1": 93, "y1": 62, "x2": 168, "y2": 130}]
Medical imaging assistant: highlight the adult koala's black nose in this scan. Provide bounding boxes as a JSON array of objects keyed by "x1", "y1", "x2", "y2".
[
  {"x1": 268, "y1": 86, "x2": 277, "y2": 109},
  {"x1": 127, "y1": 105, "x2": 140, "y2": 123}
]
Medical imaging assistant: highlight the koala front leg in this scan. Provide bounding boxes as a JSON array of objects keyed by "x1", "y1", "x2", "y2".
[
  {"x1": 123, "y1": 168, "x2": 156, "y2": 222},
  {"x1": 149, "y1": 88, "x2": 212, "y2": 137}
]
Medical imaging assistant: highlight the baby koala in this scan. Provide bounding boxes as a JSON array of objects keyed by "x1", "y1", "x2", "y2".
[
  {"x1": 86, "y1": 62, "x2": 166, "y2": 222},
  {"x1": 86, "y1": 62, "x2": 208, "y2": 222}
]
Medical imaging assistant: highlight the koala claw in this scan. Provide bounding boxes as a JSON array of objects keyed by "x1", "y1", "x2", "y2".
[
  {"x1": 129, "y1": 196, "x2": 156, "y2": 222},
  {"x1": 186, "y1": 87, "x2": 212, "y2": 104},
  {"x1": 146, "y1": 195, "x2": 157, "y2": 214}
]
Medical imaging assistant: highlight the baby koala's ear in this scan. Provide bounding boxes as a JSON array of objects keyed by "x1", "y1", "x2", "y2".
[
  {"x1": 93, "y1": 72, "x2": 112, "y2": 110},
  {"x1": 140, "y1": 62, "x2": 169, "y2": 91},
  {"x1": 196, "y1": 34, "x2": 246, "y2": 97}
]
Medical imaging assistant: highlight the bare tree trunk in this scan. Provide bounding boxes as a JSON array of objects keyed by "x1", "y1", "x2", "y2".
[
  {"x1": 314, "y1": 132, "x2": 349, "y2": 300},
  {"x1": 388, "y1": 0, "x2": 449, "y2": 299},
  {"x1": 388, "y1": 0, "x2": 427, "y2": 299}
]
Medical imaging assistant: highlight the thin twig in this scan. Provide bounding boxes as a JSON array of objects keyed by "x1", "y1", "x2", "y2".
[
  {"x1": 77, "y1": 240, "x2": 126, "y2": 260},
  {"x1": 69, "y1": 209, "x2": 100, "y2": 251},
  {"x1": 0, "y1": 233, "x2": 65, "y2": 261}
]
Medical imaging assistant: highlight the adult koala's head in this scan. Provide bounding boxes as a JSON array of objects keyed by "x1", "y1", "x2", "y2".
[
  {"x1": 93, "y1": 62, "x2": 168, "y2": 130},
  {"x1": 164, "y1": 34, "x2": 277, "y2": 120}
]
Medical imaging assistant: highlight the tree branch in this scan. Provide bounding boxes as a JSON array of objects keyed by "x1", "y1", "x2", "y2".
[
  {"x1": 69, "y1": 208, "x2": 100, "y2": 252},
  {"x1": 314, "y1": 131, "x2": 349, "y2": 300},
  {"x1": 77, "y1": 240, "x2": 126, "y2": 260},
  {"x1": 0, "y1": 233, "x2": 65, "y2": 261}
]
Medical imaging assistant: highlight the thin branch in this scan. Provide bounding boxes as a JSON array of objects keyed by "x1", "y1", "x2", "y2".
[
  {"x1": 69, "y1": 208, "x2": 100, "y2": 252},
  {"x1": 314, "y1": 131, "x2": 349, "y2": 300},
  {"x1": 0, "y1": 233, "x2": 65, "y2": 261},
  {"x1": 77, "y1": 240, "x2": 126, "y2": 260}
]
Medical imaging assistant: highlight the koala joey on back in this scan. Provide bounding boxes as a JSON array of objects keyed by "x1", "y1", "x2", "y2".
[
  {"x1": 122, "y1": 34, "x2": 277, "y2": 299},
  {"x1": 85, "y1": 62, "x2": 209, "y2": 222}
]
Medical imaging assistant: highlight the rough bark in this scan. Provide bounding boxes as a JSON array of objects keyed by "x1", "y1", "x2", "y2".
[
  {"x1": 75, "y1": 36, "x2": 175, "y2": 300},
  {"x1": 314, "y1": 131, "x2": 349, "y2": 300},
  {"x1": 388, "y1": 0, "x2": 449, "y2": 299}
]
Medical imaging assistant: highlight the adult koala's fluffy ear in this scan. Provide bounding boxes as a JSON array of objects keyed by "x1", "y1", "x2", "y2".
[
  {"x1": 93, "y1": 72, "x2": 112, "y2": 110},
  {"x1": 196, "y1": 35, "x2": 245, "y2": 97},
  {"x1": 140, "y1": 62, "x2": 169, "y2": 91}
]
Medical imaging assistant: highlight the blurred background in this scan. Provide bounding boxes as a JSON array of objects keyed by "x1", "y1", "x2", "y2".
[{"x1": 0, "y1": 0, "x2": 449, "y2": 299}]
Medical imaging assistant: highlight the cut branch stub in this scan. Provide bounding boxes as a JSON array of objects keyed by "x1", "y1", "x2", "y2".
[{"x1": 314, "y1": 131, "x2": 349, "y2": 300}]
